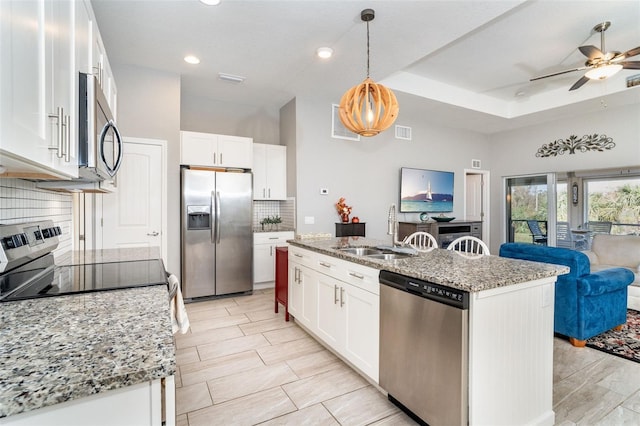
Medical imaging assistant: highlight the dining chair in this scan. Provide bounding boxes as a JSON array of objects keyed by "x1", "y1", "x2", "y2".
[
  {"x1": 402, "y1": 231, "x2": 438, "y2": 252},
  {"x1": 587, "y1": 221, "x2": 613, "y2": 234},
  {"x1": 557, "y1": 222, "x2": 589, "y2": 250},
  {"x1": 446, "y1": 236, "x2": 490, "y2": 255},
  {"x1": 526, "y1": 220, "x2": 548, "y2": 245}
]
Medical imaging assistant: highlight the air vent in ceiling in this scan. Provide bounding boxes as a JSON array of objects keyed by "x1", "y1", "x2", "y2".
[
  {"x1": 395, "y1": 125, "x2": 412, "y2": 140},
  {"x1": 472, "y1": 159, "x2": 481, "y2": 169}
]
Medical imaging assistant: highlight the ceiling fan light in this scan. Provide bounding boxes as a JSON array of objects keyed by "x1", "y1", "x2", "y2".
[{"x1": 585, "y1": 63, "x2": 623, "y2": 80}]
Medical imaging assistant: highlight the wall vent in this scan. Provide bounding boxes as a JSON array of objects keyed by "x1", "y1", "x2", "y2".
[
  {"x1": 472, "y1": 159, "x2": 481, "y2": 169},
  {"x1": 331, "y1": 104, "x2": 360, "y2": 141},
  {"x1": 395, "y1": 125, "x2": 412, "y2": 140}
]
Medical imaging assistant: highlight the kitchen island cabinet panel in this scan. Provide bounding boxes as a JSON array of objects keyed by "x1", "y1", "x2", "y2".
[
  {"x1": 0, "y1": 377, "x2": 173, "y2": 426},
  {"x1": 288, "y1": 245, "x2": 380, "y2": 382},
  {"x1": 286, "y1": 237, "x2": 565, "y2": 426}
]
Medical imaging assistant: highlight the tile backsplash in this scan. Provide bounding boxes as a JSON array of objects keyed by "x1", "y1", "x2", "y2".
[
  {"x1": 253, "y1": 197, "x2": 296, "y2": 230},
  {"x1": 0, "y1": 178, "x2": 73, "y2": 256}
]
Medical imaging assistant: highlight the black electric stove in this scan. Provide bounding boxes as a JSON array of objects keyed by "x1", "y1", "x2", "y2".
[{"x1": 0, "y1": 221, "x2": 168, "y2": 302}]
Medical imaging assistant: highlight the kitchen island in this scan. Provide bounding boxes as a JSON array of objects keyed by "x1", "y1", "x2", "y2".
[
  {"x1": 0, "y1": 248, "x2": 175, "y2": 425},
  {"x1": 287, "y1": 237, "x2": 568, "y2": 426}
]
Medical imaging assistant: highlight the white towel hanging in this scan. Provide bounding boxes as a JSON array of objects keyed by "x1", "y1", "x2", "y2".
[{"x1": 168, "y1": 274, "x2": 190, "y2": 334}]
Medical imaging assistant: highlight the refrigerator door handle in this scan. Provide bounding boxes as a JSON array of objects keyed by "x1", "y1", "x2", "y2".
[
  {"x1": 211, "y1": 191, "x2": 218, "y2": 244},
  {"x1": 215, "y1": 191, "x2": 222, "y2": 244}
]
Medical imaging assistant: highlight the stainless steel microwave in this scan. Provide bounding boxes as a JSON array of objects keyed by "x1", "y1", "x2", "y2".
[{"x1": 77, "y1": 72, "x2": 123, "y2": 181}]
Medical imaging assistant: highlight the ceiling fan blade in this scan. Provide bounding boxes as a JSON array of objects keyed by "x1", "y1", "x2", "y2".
[
  {"x1": 530, "y1": 66, "x2": 589, "y2": 81},
  {"x1": 569, "y1": 76, "x2": 590, "y2": 91},
  {"x1": 622, "y1": 61, "x2": 640, "y2": 69},
  {"x1": 622, "y1": 46, "x2": 640, "y2": 58},
  {"x1": 579, "y1": 45, "x2": 603, "y2": 60}
]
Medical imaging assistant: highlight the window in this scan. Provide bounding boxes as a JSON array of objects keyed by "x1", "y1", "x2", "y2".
[{"x1": 584, "y1": 176, "x2": 640, "y2": 235}]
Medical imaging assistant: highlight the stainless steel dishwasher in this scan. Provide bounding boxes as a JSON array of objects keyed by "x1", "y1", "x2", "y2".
[{"x1": 379, "y1": 270, "x2": 469, "y2": 426}]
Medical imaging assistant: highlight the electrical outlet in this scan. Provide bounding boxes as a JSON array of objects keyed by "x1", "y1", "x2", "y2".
[
  {"x1": 304, "y1": 216, "x2": 315, "y2": 224},
  {"x1": 320, "y1": 188, "x2": 329, "y2": 195}
]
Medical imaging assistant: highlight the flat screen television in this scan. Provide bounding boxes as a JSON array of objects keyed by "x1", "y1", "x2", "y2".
[{"x1": 399, "y1": 167, "x2": 454, "y2": 213}]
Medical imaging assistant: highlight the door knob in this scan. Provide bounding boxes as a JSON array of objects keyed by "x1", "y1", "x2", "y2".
[{"x1": 147, "y1": 231, "x2": 159, "y2": 236}]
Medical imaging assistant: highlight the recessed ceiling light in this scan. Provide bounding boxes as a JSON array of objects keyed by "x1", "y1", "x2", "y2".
[
  {"x1": 200, "y1": 0, "x2": 221, "y2": 5},
  {"x1": 218, "y1": 72, "x2": 246, "y2": 83},
  {"x1": 316, "y1": 47, "x2": 333, "y2": 59},
  {"x1": 184, "y1": 55, "x2": 200, "y2": 65}
]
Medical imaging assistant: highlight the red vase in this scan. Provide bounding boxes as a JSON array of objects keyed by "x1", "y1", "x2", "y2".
[{"x1": 341, "y1": 213, "x2": 350, "y2": 223}]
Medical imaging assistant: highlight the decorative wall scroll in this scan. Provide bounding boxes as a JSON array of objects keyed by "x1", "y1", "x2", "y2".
[{"x1": 535, "y1": 134, "x2": 615, "y2": 158}]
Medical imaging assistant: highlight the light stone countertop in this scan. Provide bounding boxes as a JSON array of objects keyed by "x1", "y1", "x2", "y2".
[
  {"x1": 0, "y1": 248, "x2": 175, "y2": 419},
  {"x1": 288, "y1": 237, "x2": 569, "y2": 292}
]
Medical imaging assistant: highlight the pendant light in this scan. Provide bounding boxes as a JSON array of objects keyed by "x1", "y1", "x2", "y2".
[{"x1": 339, "y1": 9, "x2": 399, "y2": 137}]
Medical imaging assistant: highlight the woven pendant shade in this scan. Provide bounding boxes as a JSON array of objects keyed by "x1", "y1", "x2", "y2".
[
  {"x1": 338, "y1": 9, "x2": 398, "y2": 137},
  {"x1": 339, "y1": 77, "x2": 399, "y2": 137}
]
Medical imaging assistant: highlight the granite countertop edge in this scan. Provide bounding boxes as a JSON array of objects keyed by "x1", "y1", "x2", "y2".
[
  {"x1": 288, "y1": 237, "x2": 569, "y2": 292},
  {"x1": 0, "y1": 248, "x2": 175, "y2": 419}
]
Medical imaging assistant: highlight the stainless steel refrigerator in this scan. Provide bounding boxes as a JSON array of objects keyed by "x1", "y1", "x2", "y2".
[{"x1": 180, "y1": 167, "x2": 253, "y2": 298}]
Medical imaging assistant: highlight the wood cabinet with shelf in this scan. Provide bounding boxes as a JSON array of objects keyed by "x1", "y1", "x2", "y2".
[
  {"x1": 399, "y1": 220, "x2": 482, "y2": 248},
  {"x1": 180, "y1": 131, "x2": 253, "y2": 169},
  {"x1": 253, "y1": 143, "x2": 286, "y2": 200}
]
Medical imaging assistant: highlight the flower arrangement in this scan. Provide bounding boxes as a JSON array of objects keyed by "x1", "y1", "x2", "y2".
[
  {"x1": 260, "y1": 216, "x2": 282, "y2": 230},
  {"x1": 335, "y1": 197, "x2": 352, "y2": 223}
]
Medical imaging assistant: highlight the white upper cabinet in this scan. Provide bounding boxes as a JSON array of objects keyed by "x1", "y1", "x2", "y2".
[
  {"x1": 253, "y1": 144, "x2": 287, "y2": 200},
  {"x1": 87, "y1": 3, "x2": 117, "y2": 118},
  {"x1": 0, "y1": 0, "x2": 78, "y2": 178},
  {"x1": 180, "y1": 131, "x2": 253, "y2": 169}
]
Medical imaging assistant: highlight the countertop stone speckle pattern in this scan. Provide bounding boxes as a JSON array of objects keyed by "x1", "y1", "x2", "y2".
[
  {"x1": 288, "y1": 237, "x2": 569, "y2": 292},
  {"x1": 0, "y1": 248, "x2": 175, "y2": 419}
]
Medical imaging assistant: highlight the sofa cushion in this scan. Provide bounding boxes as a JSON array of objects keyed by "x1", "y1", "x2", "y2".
[{"x1": 590, "y1": 234, "x2": 640, "y2": 269}]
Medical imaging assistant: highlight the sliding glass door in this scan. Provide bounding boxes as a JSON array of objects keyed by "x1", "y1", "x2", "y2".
[{"x1": 505, "y1": 174, "x2": 557, "y2": 245}]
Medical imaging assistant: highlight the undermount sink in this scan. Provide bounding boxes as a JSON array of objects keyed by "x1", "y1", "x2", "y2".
[
  {"x1": 337, "y1": 247, "x2": 412, "y2": 260},
  {"x1": 365, "y1": 253, "x2": 411, "y2": 260},
  {"x1": 338, "y1": 247, "x2": 382, "y2": 256}
]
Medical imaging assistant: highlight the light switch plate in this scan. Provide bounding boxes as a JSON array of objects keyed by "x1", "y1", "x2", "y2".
[
  {"x1": 320, "y1": 188, "x2": 329, "y2": 195},
  {"x1": 304, "y1": 216, "x2": 315, "y2": 224}
]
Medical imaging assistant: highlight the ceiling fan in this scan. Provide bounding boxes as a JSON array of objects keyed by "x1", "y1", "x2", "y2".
[{"x1": 530, "y1": 21, "x2": 640, "y2": 91}]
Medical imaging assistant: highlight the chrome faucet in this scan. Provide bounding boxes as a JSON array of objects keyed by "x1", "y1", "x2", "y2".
[{"x1": 387, "y1": 203, "x2": 403, "y2": 247}]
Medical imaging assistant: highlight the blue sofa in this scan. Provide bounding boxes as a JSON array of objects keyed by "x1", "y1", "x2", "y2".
[{"x1": 499, "y1": 243, "x2": 634, "y2": 347}]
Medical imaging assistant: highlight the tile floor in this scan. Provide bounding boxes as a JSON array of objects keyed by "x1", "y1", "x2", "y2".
[{"x1": 175, "y1": 289, "x2": 640, "y2": 425}]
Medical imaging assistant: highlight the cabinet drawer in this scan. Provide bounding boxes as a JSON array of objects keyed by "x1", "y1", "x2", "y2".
[
  {"x1": 341, "y1": 262, "x2": 379, "y2": 295},
  {"x1": 254, "y1": 231, "x2": 294, "y2": 245},
  {"x1": 288, "y1": 246, "x2": 316, "y2": 269}
]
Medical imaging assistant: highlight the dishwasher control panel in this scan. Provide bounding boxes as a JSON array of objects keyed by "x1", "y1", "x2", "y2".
[{"x1": 380, "y1": 270, "x2": 469, "y2": 309}]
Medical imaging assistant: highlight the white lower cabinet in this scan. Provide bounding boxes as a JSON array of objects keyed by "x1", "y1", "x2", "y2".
[
  {"x1": 253, "y1": 231, "x2": 293, "y2": 286},
  {"x1": 288, "y1": 246, "x2": 379, "y2": 383},
  {"x1": 288, "y1": 260, "x2": 317, "y2": 330}
]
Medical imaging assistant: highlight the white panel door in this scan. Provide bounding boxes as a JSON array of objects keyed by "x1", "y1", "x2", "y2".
[
  {"x1": 465, "y1": 174, "x2": 483, "y2": 221},
  {"x1": 102, "y1": 140, "x2": 163, "y2": 252}
]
